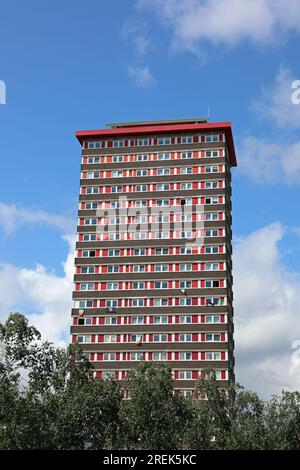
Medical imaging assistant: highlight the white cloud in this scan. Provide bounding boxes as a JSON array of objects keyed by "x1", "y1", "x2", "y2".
[
  {"x1": 0, "y1": 235, "x2": 75, "y2": 346},
  {"x1": 122, "y1": 20, "x2": 153, "y2": 56},
  {"x1": 234, "y1": 222, "x2": 300, "y2": 396},
  {"x1": 238, "y1": 135, "x2": 300, "y2": 185},
  {"x1": 128, "y1": 65, "x2": 155, "y2": 88},
  {"x1": 0, "y1": 202, "x2": 75, "y2": 236},
  {"x1": 137, "y1": 0, "x2": 300, "y2": 51},
  {"x1": 252, "y1": 67, "x2": 300, "y2": 128}
]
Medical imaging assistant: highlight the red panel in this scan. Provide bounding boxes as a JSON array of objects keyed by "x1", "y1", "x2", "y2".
[
  {"x1": 192, "y1": 333, "x2": 198, "y2": 342},
  {"x1": 174, "y1": 352, "x2": 179, "y2": 360},
  {"x1": 221, "y1": 333, "x2": 226, "y2": 341},
  {"x1": 192, "y1": 371, "x2": 198, "y2": 380},
  {"x1": 221, "y1": 351, "x2": 226, "y2": 360},
  {"x1": 221, "y1": 370, "x2": 226, "y2": 380},
  {"x1": 192, "y1": 352, "x2": 198, "y2": 360}
]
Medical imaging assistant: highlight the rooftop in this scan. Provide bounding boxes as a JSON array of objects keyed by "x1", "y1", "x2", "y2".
[{"x1": 107, "y1": 118, "x2": 207, "y2": 128}]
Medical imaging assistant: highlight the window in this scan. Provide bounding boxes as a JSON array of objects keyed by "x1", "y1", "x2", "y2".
[
  {"x1": 181, "y1": 167, "x2": 193, "y2": 175},
  {"x1": 205, "y1": 315, "x2": 221, "y2": 323},
  {"x1": 181, "y1": 136, "x2": 193, "y2": 144},
  {"x1": 77, "y1": 317, "x2": 92, "y2": 326},
  {"x1": 181, "y1": 182, "x2": 192, "y2": 190},
  {"x1": 154, "y1": 316, "x2": 168, "y2": 324},
  {"x1": 130, "y1": 352, "x2": 143, "y2": 360},
  {"x1": 103, "y1": 371, "x2": 116, "y2": 379},
  {"x1": 179, "y1": 352, "x2": 192, "y2": 360},
  {"x1": 103, "y1": 352, "x2": 116, "y2": 361},
  {"x1": 104, "y1": 334, "x2": 117, "y2": 343},
  {"x1": 179, "y1": 334, "x2": 192, "y2": 342},
  {"x1": 77, "y1": 335, "x2": 91, "y2": 344},
  {"x1": 180, "y1": 316, "x2": 192, "y2": 324},
  {"x1": 137, "y1": 139, "x2": 149, "y2": 146},
  {"x1": 158, "y1": 137, "x2": 171, "y2": 145},
  {"x1": 181, "y1": 152, "x2": 192, "y2": 159},
  {"x1": 178, "y1": 371, "x2": 192, "y2": 380},
  {"x1": 153, "y1": 352, "x2": 167, "y2": 361},
  {"x1": 113, "y1": 140, "x2": 124, "y2": 148},
  {"x1": 132, "y1": 316, "x2": 144, "y2": 325},
  {"x1": 153, "y1": 334, "x2": 168, "y2": 342},
  {"x1": 105, "y1": 317, "x2": 117, "y2": 325},
  {"x1": 205, "y1": 352, "x2": 221, "y2": 360},
  {"x1": 107, "y1": 282, "x2": 118, "y2": 291}
]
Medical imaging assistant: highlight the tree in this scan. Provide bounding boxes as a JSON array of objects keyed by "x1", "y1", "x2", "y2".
[
  {"x1": 1, "y1": 313, "x2": 300, "y2": 450},
  {"x1": 120, "y1": 361, "x2": 189, "y2": 449}
]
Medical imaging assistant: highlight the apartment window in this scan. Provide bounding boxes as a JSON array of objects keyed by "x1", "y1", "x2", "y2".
[
  {"x1": 205, "y1": 246, "x2": 219, "y2": 254},
  {"x1": 205, "y1": 212, "x2": 219, "y2": 221},
  {"x1": 181, "y1": 152, "x2": 192, "y2": 159},
  {"x1": 181, "y1": 183, "x2": 192, "y2": 190},
  {"x1": 205, "y1": 352, "x2": 221, "y2": 360},
  {"x1": 80, "y1": 283, "x2": 93, "y2": 291},
  {"x1": 153, "y1": 352, "x2": 167, "y2": 361},
  {"x1": 113, "y1": 156, "x2": 124, "y2": 163},
  {"x1": 103, "y1": 371, "x2": 116, "y2": 379},
  {"x1": 205, "y1": 181, "x2": 218, "y2": 189},
  {"x1": 136, "y1": 185, "x2": 147, "y2": 192},
  {"x1": 179, "y1": 352, "x2": 192, "y2": 360},
  {"x1": 137, "y1": 139, "x2": 149, "y2": 146},
  {"x1": 104, "y1": 335, "x2": 117, "y2": 343},
  {"x1": 103, "y1": 352, "x2": 116, "y2": 361},
  {"x1": 206, "y1": 334, "x2": 221, "y2": 342},
  {"x1": 178, "y1": 371, "x2": 192, "y2": 380},
  {"x1": 179, "y1": 298, "x2": 192, "y2": 306},
  {"x1": 132, "y1": 299, "x2": 144, "y2": 307},
  {"x1": 108, "y1": 266, "x2": 119, "y2": 273},
  {"x1": 157, "y1": 153, "x2": 170, "y2": 160},
  {"x1": 180, "y1": 316, "x2": 192, "y2": 324},
  {"x1": 105, "y1": 317, "x2": 117, "y2": 325},
  {"x1": 153, "y1": 334, "x2": 168, "y2": 342},
  {"x1": 179, "y1": 334, "x2": 192, "y2": 342},
  {"x1": 77, "y1": 335, "x2": 91, "y2": 344},
  {"x1": 180, "y1": 264, "x2": 192, "y2": 271},
  {"x1": 181, "y1": 136, "x2": 193, "y2": 144},
  {"x1": 181, "y1": 167, "x2": 192, "y2": 175},
  {"x1": 136, "y1": 169, "x2": 147, "y2": 177},
  {"x1": 107, "y1": 282, "x2": 118, "y2": 290},
  {"x1": 112, "y1": 140, "x2": 124, "y2": 148},
  {"x1": 158, "y1": 137, "x2": 171, "y2": 145},
  {"x1": 153, "y1": 316, "x2": 168, "y2": 324},
  {"x1": 154, "y1": 281, "x2": 168, "y2": 289},
  {"x1": 130, "y1": 352, "x2": 143, "y2": 360},
  {"x1": 81, "y1": 266, "x2": 95, "y2": 274},
  {"x1": 137, "y1": 154, "x2": 147, "y2": 161},
  {"x1": 205, "y1": 263, "x2": 219, "y2": 271},
  {"x1": 132, "y1": 316, "x2": 144, "y2": 325},
  {"x1": 205, "y1": 280, "x2": 220, "y2": 288},
  {"x1": 77, "y1": 317, "x2": 92, "y2": 326},
  {"x1": 180, "y1": 280, "x2": 192, "y2": 289},
  {"x1": 131, "y1": 281, "x2": 141, "y2": 289},
  {"x1": 106, "y1": 300, "x2": 118, "y2": 308},
  {"x1": 205, "y1": 315, "x2": 220, "y2": 323}
]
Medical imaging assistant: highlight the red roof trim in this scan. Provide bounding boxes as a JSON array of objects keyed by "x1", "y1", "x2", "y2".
[{"x1": 75, "y1": 121, "x2": 237, "y2": 166}]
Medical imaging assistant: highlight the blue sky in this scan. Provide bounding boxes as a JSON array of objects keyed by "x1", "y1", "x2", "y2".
[{"x1": 1, "y1": 0, "x2": 300, "y2": 395}]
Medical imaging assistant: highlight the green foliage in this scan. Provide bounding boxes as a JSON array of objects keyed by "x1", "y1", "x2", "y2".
[{"x1": 1, "y1": 313, "x2": 300, "y2": 450}]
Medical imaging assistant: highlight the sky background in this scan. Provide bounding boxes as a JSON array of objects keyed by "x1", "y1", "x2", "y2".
[{"x1": 1, "y1": 0, "x2": 300, "y2": 397}]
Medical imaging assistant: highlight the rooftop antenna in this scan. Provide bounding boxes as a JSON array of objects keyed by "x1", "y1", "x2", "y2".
[{"x1": 207, "y1": 107, "x2": 210, "y2": 121}]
